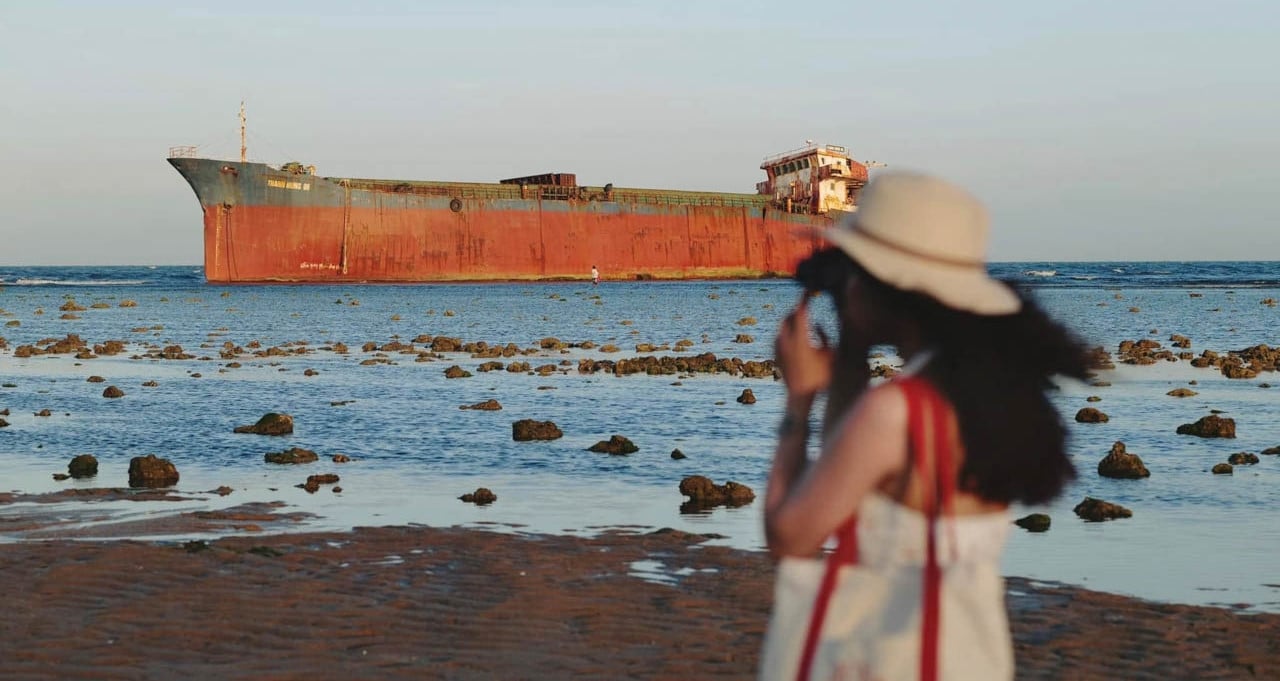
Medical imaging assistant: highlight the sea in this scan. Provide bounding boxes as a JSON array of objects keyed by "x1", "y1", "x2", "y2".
[{"x1": 1, "y1": 262, "x2": 1278, "y2": 612}]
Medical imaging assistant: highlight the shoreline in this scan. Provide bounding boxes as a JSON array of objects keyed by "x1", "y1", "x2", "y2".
[{"x1": 1, "y1": 523, "x2": 1276, "y2": 680}]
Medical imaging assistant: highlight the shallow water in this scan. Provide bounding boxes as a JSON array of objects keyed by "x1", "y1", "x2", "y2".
[{"x1": 1, "y1": 265, "x2": 1279, "y2": 611}]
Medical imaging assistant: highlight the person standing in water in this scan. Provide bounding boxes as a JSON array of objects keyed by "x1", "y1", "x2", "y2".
[{"x1": 591, "y1": 265, "x2": 600, "y2": 286}]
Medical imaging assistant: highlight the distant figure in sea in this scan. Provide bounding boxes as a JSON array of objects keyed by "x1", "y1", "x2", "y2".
[
  {"x1": 591, "y1": 265, "x2": 600, "y2": 286},
  {"x1": 759, "y1": 172, "x2": 1090, "y2": 680}
]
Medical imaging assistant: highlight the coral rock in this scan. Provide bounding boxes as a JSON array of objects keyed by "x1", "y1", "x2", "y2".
[
  {"x1": 512, "y1": 419, "x2": 563, "y2": 441},
  {"x1": 1014, "y1": 513, "x2": 1051, "y2": 532},
  {"x1": 1176, "y1": 415, "x2": 1236, "y2": 438},
  {"x1": 1073, "y1": 497, "x2": 1132, "y2": 522},
  {"x1": 1074, "y1": 407, "x2": 1109, "y2": 423},
  {"x1": 234, "y1": 413, "x2": 295, "y2": 435},
  {"x1": 68, "y1": 454, "x2": 98, "y2": 479},
  {"x1": 460, "y1": 487, "x2": 497, "y2": 505},
  {"x1": 1097, "y1": 442, "x2": 1150, "y2": 479},
  {"x1": 587, "y1": 435, "x2": 639, "y2": 455},
  {"x1": 128, "y1": 454, "x2": 179, "y2": 488},
  {"x1": 264, "y1": 447, "x2": 319, "y2": 464}
]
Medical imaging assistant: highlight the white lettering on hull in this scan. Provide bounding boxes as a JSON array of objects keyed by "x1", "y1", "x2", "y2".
[{"x1": 267, "y1": 179, "x2": 312, "y2": 191}]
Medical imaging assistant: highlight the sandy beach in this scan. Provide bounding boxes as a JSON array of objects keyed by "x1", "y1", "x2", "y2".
[{"x1": 0, "y1": 514, "x2": 1276, "y2": 680}]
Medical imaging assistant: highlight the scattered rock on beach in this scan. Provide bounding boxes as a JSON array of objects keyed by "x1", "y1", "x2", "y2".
[
  {"x1": 1176, "y1": 415, "x2": 1236, "y2": 438},
  {"x1": 512, "y1": 419, "x2": 563, "y2": 441},
  {"x1": 678, "y1": 476, "x2": 755, "y2": 511},
  {"x1": 736, "y1": 388, "x2": 756, "y2": 404},
  {"x1": 1167, "y1": 388, "x2": 1198, "y2": 397},
  {"x1": 128, "y1": 454, "x2": 179, "y2": 488},
  {"x1": 68, "y1": 454, "x2": 98, "y2": 479},
  {"x1": 1097, "y1": 442, "x2": 1149, "y2": 479},
  {"x1": 234, "y1": 413, "x2": 295, "y2": 435},
  {"x1": 102, "y1": 386, "x2": 125, "y2": 399},
  {"x1": 587, "y1": 435, "x2": 638, "y2": 455},
  {"x1": 1227, "y1": 452, "x2": 1259, "y2": 465},
  {"x1": 460, "y1": 399, "x2": 502, "y2": 411},
  {"x1": 1015, "y1": 514, "x2": 1051, "y2": 532},
  {"x1": 459, "y1": 488, "x2": 497, "y2": 505},
  {"x1": 1212, "y1": 463, "x2": 1234, "y2": 475},
  {"x1": 1073, "y1": 497, "x2": 1132, "y2": 522},
  {"x1": 1074, "y1": 407, "x2": 1109, "y2": 423},
  {"x1": 264, "y1": 447, "x2": 318, "y2": 465}
]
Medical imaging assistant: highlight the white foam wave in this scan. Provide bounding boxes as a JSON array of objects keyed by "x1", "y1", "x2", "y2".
[
  {"x1": 12, "y1": 278, "x2": 149, "y2": 286},
  {"x1": 1023, "y1": 270, "x2": 1057, "y2": 277}
]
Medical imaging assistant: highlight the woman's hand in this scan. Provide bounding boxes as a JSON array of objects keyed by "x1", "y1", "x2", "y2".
[{"x1": 774, "y1": 294, "x2": 833, "y2": 402}]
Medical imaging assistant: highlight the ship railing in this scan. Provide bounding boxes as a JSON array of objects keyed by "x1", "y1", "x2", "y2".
[
  {"x1": 354, "y1": 178, "x2": 769, "y2": 208},
  {"x1": 762, "y1": 143, "x2": 821, "y2": 165},
  {"x1": 168, "y1": 145, "x2": 200, "y2": 159}
]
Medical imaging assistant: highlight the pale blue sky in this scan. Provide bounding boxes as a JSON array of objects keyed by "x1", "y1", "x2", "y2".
[{"x1": 1, "y1": 1, "x2": 1275, "y2": 265}]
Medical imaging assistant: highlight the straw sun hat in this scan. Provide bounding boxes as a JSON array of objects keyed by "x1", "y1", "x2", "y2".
[{"x1": 820, "y1": 171, "x2": 1021, "y2": 316}]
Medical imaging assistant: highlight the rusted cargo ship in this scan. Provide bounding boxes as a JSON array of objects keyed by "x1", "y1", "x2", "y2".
[{"x1": 168, "y1": 129, "x2": 870, "y2": 283}]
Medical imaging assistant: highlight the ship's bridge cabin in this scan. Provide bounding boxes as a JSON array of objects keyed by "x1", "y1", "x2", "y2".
[{"x1": 757, "y1": 143, "x2": 869, "y2": 215}]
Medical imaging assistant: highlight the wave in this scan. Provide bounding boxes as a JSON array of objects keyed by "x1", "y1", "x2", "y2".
[
  {"x1": 1023, "y1": 270, "x2": 1057, "y2": 277},
  {"x1": 10, "y1": 278, "x2": 151, "y2": 287}
]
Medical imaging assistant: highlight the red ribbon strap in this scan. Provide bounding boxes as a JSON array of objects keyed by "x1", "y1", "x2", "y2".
[{"x1": 792, "y1": 377, "x2": 951, "y2": 681}]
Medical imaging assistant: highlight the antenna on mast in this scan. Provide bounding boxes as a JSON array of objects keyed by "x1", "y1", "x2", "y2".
[{"x1": 239, "y1": 101, "x2": 247, "y2": 163}]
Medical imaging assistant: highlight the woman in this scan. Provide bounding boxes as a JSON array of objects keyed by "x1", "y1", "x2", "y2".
[{"x1": 762, "y1": 172, "x2": 1089, "y2": 680}]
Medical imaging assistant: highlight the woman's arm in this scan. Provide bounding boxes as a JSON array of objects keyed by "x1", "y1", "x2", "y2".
[{"x1": 765, "y1": 385, "x2": 909, "y2": 557}]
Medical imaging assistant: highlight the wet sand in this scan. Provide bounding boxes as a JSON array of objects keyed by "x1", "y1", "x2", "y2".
[{"x1": 2, "y1": 521, "x2": 1276, "y2": 680}]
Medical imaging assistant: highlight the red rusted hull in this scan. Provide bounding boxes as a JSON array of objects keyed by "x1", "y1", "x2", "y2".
[{"x1": 173, "y1": 158, "x2": 831, "y2": 283}]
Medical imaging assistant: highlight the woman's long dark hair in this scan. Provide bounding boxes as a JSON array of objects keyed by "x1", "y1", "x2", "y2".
[{"x1": 795, "y1": 248, "x2": 1089, "y2": 505}]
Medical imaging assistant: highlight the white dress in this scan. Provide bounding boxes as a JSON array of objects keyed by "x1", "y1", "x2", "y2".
[{"x1": 761, "y1": 493, "x2": 1015, "y2": 681}]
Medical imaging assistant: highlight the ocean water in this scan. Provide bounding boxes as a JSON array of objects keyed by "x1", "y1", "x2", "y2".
[{"x1": 1, "y1": 262, "x2": 1278, "y2": 612}]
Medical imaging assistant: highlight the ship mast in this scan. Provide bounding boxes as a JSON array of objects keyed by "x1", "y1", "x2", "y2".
[{"x1": 239, "y1": 101, "x2": 247, "y2": 163}]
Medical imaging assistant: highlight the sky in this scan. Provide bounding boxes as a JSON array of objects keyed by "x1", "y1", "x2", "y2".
[{"x1": 0, "y1": 0, "x2": 1276, "y2": 265}]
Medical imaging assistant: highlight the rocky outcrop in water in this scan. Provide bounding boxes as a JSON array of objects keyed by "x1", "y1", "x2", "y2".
[
  {"x1": 128, "y1": 454, "x2": 179, "y2": 488},
  {"x1": 460, "y1": 399, "x2": 502, "y2": 411},
  {"x1": 737, "y1": 389, "x2": 756, "y2": 405},
  {"x1": 1227, "y1": 452, "x2": 1259, "y2": 465},
  {"x1": 1097, "y1": 442, "x2": 1149, "y2": 479},
  {"x1": 1176, "y1": 415, "x2": 1236, "y2": 438},
  {"x1": 264, "y1": 447, "x2": 318, "y2": 464},
  {"x1": 512, "y1": 419, "x2": 563, "y2": 441},
  {"x1": 587, "y1": 435, "x2": 638, "y2": 455},
  {"x1": 1015, "y1": 513, "x2": 1051, "y2": 532},
  {"x1": 301, "y1": 473, "x2": 339, "y2": 493},
  {"x1": 1073, "y1": 497, "x2": 1131, "y2": 522},
  {"x1": 68, "y1": 454, "x2": 98, "y2": 479},
  {"x1": 678, "y1": 476, "x2": 755, "y2": 512},
  {"x1": 1075, "y1": 407, "x2": 1108, "y2": 423},
  {"x1": 234, "y1": 413, "x2": 295, "y2": 435},
  {"x1": 460, "y1": 488, "x2": 497, "y2": 505}
]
